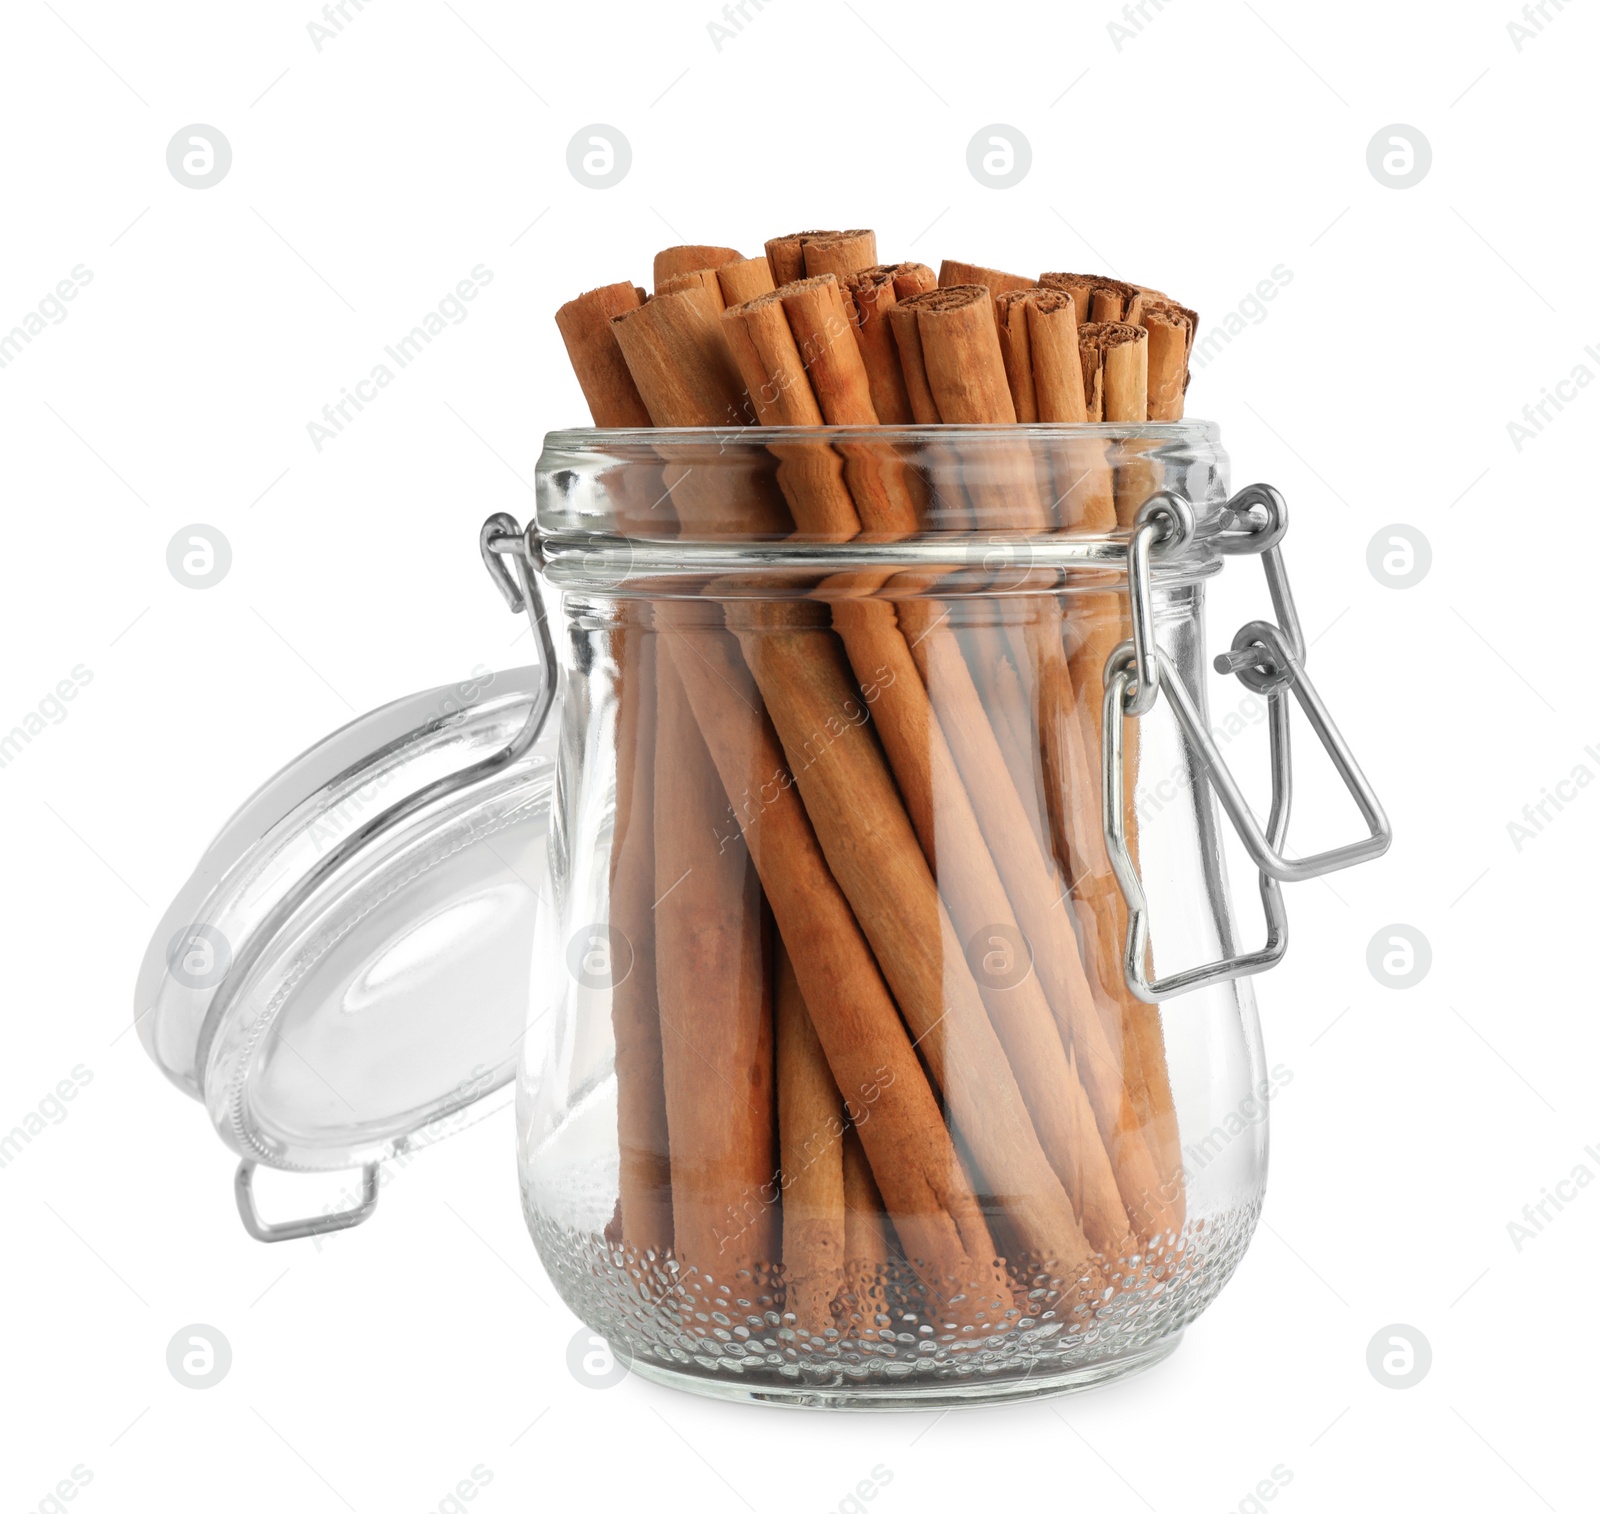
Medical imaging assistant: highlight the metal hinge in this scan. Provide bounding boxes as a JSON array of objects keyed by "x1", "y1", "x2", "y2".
[{"x1": 1103, "y1": 484, "x2": 1392, "y2": 1003}]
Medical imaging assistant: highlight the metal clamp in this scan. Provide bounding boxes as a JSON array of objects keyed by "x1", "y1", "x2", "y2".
[
  {"x1": 1103, "y1": 484, "x2": 1391, "y2": 1002},
  {"x1": 234, "y1": 1160, "x2": 379, "y2": 1244}
]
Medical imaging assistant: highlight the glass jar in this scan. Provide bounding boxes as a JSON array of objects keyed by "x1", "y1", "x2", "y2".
[
  {"x1": 509, "y1": 422, "x2": 1387, "y2": 1408},
  {"x1": 138, "y1": 421, "x2": 1384, "y2": 1405}
]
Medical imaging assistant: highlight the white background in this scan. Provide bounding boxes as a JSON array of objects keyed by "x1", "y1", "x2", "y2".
[{"x1": 2, "y1": 0, "x2": 1595, "y2": 1509}]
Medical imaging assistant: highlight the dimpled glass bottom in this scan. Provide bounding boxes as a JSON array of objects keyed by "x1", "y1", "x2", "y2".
[{"x1": 525, "y1": 1194, "x2": 1261, "y2": 1409}]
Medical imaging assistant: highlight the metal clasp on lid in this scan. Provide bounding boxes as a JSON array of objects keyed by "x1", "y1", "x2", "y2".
[
  {"x1": 235, "y1": 1160, "x2": 379, "y2": 1244},
  {"x1": 1103, "y1": 484, "x2": 1391, "y2": 1002}
]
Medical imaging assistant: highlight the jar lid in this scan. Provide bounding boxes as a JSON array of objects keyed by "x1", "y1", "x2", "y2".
[{"x1": 135, "y1": 667, "x2": 557, "y2": 1180}]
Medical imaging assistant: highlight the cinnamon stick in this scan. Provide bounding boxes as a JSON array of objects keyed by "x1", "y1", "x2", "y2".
[
  {"x1": 764, "y1": 229, "x2": 860, "y2": 287},
  {"x1": 829, "y1": 590, "x2": 1132, "y2": 1255},
  {"x1": 720, "y1": 286, "x2": 871, "y2": 540},
  {"x1": 975, "y1": 296, "x2": 1183, "y2": 1236},
  {"x1": 606, "y1": 281, "x2": 794, "y2": 1291},
  {"x1": 721, "y1": 290, "x2": 828, "y2": 427},
  {"x1": 994, "y1": 287, "x2": 1045, "y2": 424},
  {"x1": 780, "y1": 275, "x2": 879, "y2": 425},
  {"x1": 557, "y1": 286, "x2": 669, "y2": 1255},
  {"x1": 729, "y1": 601, "x2": 1097, "y2": 1275},
  {"x1": 727, "y1": 308, "x2": 1129, "y2": 1255},
  {"x1": 1031, "y1": 314, "x2": 1181, "y2": 1215},
  {"x1": 718, "y1": 256, "x2": 777, "y2": 307},
  {"x1": 1141, "y1": 300, "x2": 1196, "y2": 421},
  {"x1": 611, "y1": 290, "x2": 792, "y2": 537},
  {"x1": 939, "y1": 259, "x2": 1033, "y2": 290},
  {"x1": 994, "y1": 287, "x2": 1090, "y2": 425},
  {"x1": 554, "y1": 282, "x2": 653, "y2": 428},
  {"x1": 654, "y1": 649, "x2": 778, "y2": 1282},
  {"x1": 658, "y1": 609, "x2": 1009, "y2": 1314},
  {"x1": 885, "y1": 286, "x2": 1183, "y2": 1240},
  {"x1": 775, "y1": 939, "x2": 846, "y2": 1336},
  {"x1": 1077, "y1": 321, "x2": 1149, "y2": 425},
  {"x1": 898, "y1": 594, "x2": 1174, "y2": 1237},
  {"x1": 841, "y1": 267, "x2": 917, "y2": 424},
  {"x1": 608, "y1": 627, "x2": 672, "y2": 1254},
  {"x1": 882, "y1": 262, "x2": 937, "y2": 300},
  {"x1": 1141, "y1": 297, "x2": 1198, "y2": 357},
  {"x1": 1027, "y1": 292, "x2": 1089, "y2": 424},
  {"x1": 884, "y1": 301, "x2": 941, "y2": 425},
  {"x1": 897, "y1": 285, "x2": 1019, "y2": 426},
  {"x1": 1053, "y1": 593, "x2": 1187, "y2": 1236},
  {"x1": 654, "y1": 244, "x2": 742, "y2": 287},
  {"x1": 801, "y1": 229, "x2": 878, "y2": 281},
  {"x1": 726, "y1": 278, "x2": 923, "y2": 536},
  {"x1": 611, "y1": 286, "x2": 749, "y2": 429},
  {"x1": 658, "y1": 267, "x2": 729, "y2": 314},
  {"x1": 1040, "y1": 271, "x2": 1148, "y2": 325},
  {"x1": 939, "y1": 259, "x2": 1036, "y2": 313}
]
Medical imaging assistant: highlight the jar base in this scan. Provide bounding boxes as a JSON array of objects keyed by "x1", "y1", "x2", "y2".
[{"x1": 624, "y1": 1330, "x2": 1184, "y2": 1412}]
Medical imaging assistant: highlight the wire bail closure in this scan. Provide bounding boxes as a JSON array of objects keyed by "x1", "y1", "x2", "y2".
[{"x1": 1103, "y1": 484, "x2": 1392, "y2": 1003}]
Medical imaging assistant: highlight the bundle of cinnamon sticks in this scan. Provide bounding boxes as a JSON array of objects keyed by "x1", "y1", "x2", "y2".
[{"x1": 554, "y1": 231, "x2": 1198, "y2": 1343}]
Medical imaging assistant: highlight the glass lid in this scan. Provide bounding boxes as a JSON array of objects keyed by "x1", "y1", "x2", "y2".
[{"x1": 135, "y1": 667, "x2": 558, "y2": 1175}]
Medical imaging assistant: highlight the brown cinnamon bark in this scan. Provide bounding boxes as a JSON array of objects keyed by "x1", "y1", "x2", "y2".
[
  {"x1": 1040, "y1": 271, "x2": 1149, "y2": 325},
  {"x1": 718, "y1": 256, "x2": 777, "y2": 307},
  {"x1": 896, "y1": 285, "x2": 1019, "y2": 425},
  {"x1": 726, "y1": 279, "x2": 924, "y2": 536},
  {"x1": 1140, "y1": 298, "x2": 1198, "y2": 355},
  {"x1": 775, "y1": 939, "x2": 846, "y2": 1336},
  {"x1": 606, "y1": 284, "x2": 792, "y2": 1287},
  {"x1": 1078, "y1": 321, "x2": 1149, "y2": 425},
  {"x1": 721, "y1": 287, "x2": 872, "y2": 541},
  {"x1": 939, "y1": 259, "x2": 1036, "y2": 313},
  {"x1": 900, "y1": 596, "x2": 1171, "y2": 1236},
  {"x1": 608, "y1": 628, "x2": 672, "y2": 1254},
  {"x1": 840, "y1": 269, "x2": 912, "y2": 424},
  {"x1": 658, "y1": 267, "x2": 729, "y2": 314},
  {"x1": 801, "y1": 230, "x2": 878, "y2": 281},
  {"x1": 764, "y1": 229, "x2": 856, "y2": 287},
  {"x1": 611, "y1": 287, "x2": 791, "y2": 535},
  {"x1": 884, "y1": 301, "x2": 941, "y2": 425},
  {"x1": 557, "y1": 287, "x2": 669, "y2": 1253},
  {"x1": 1053, "y1": 590, "x2": 1186, "y2": 1237},
  {"x1": 554, "y1": 283, "x2": 653, "y2": 428},
  {"x1": 1045, "y1": 429, "x2": 1184, "y2": 1236},
  {"x1": 655, "y1": 650, "x2": 778, "y2": 1281},
  {"x1": 780, "y1": 276, "x2": 879, "y2": 425},
  {"x1": 994, "y1": 287, "x2": 1045, "y2": 423},
  {"x1": 1141, "y1": 301, "x2": 1196, "y2": 421},
  {"x1": 654, "y1": 244, "x2": 742, "y2": 287},
  {"x1": 888, "y1": 284, "x2": 1184, "y2": 1240},
  {"x1": 730, "y1": 602, "x2": 1098, "y2": 1275},
  {"x1": 829, "y1": 591, "x2": 1132, "y2": 1255},
  {"x1": 1027, "y1": 293, "x2": 1090, "y2": 424},
  {"x1": 658, "y1": 609, "x2": 1009, "y2": 1315},
  {"x1": 722, "y1": 290, "x2": 828, "y2": 427},
  {"x1": 882, "y1": 262, "x2": 938, "y2": 299},
  {"x1": 611, "y1": 286, "x2": 749, "y2": 428},
  {"x1": 841, "y1": 265, "x2": 937, "y2": 424},
  {"x1": 994, "y1": 288, "x2": 1088, "y2": 425},
  {"x1": 979, "y1": 300, "x2": 1183, "y2": 1237}
]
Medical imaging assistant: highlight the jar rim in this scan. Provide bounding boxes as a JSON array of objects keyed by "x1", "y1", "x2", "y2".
[
  {"x1": 532, "y1": 419, "x2": 1232, "y2": 593},
  {"x1": 543, "y1": 419, "x2": 1223, "y2": 450}
]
